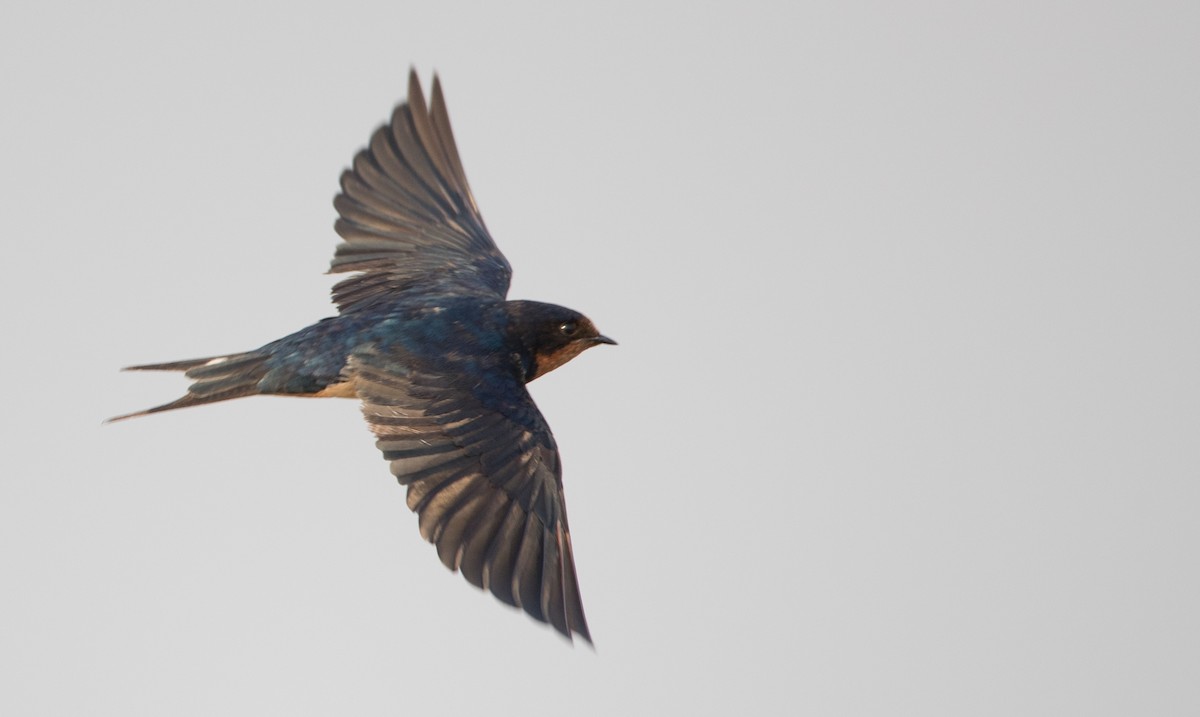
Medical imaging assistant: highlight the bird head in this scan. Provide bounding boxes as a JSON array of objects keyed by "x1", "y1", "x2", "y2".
[{"x1": 505, "y1": 300, "x2": 616, "y2": 381}]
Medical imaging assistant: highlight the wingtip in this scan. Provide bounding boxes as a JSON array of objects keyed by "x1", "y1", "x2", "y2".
[
  {"x1": 405, "y1": 66, "x2": 443, "y2": 97},
  {"x1": 575, "y1": 628, "x2": 595, "y2": 649},
  {"x1": 405, "y1": 67, "x2": 448, "y2": 112},
  {"x1": 547, "y1": 617, "x2": 593, "y2": 647},
  {"x1": 407, "y1": 67, "x2": 424, "y2": 103}
]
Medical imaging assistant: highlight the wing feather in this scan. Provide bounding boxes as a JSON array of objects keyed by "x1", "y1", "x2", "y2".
[
  {"x1": 353, "y1": 351, "x2": 591, "y2": 643},
  {"x1": 330, "y1": 70, "x2": 511, "y2": 311}
]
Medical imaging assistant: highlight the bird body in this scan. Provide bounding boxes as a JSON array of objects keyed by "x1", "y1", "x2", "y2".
[{"x1": 113, "y1": 71, "x2": 612, "y2": 643}]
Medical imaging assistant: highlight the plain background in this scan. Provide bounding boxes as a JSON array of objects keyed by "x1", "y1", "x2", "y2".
[{"x1": 2, "y1": 1, "x2": 1197, "y2": 715}]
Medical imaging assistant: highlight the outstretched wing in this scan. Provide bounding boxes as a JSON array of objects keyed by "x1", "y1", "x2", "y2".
[
  {"x1": 330, "y1": 70, "x2": 512, "y2": 312},
  {"x1": 352, "y1": 349, "x2": 591, "y2": 643}
]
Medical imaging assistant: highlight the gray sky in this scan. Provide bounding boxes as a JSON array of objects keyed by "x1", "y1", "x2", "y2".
[{"x1": 3, "y1": 1, "x2": 1198, "y2": 715}]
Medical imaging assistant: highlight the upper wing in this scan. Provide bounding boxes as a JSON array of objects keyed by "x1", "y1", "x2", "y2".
[
  {"x1": 330, "y1": 71, "x2": 512, "y2": 312},
  {"x1": 352, "y1": 349, "x2": 592, "y2": 643}
]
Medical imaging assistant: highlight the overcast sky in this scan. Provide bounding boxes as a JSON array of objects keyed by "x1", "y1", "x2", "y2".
[{"x1": 3, "y1": 1, "x2": 1198, "y2": 715}]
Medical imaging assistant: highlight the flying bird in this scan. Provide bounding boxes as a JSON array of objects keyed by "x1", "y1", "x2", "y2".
[{"x1": 111, "y1": 71, "x2": 614, "y2": 643}]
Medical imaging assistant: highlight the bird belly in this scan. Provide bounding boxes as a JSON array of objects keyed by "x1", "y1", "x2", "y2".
[{"x1": 304, "y1": 378, "x2": 359, "y2": 398}]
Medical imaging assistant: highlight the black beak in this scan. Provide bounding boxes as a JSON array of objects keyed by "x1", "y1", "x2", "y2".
[{"x1": 592, "y1": 334, "x2": 617, "y2": 346}]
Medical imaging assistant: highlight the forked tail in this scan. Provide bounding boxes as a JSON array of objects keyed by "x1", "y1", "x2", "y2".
[{"x1": 108, "y1": 352, "x2": 271, "y2": 422}]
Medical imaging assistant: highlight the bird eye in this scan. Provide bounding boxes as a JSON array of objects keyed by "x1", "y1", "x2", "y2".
[{"x1": 559, "y1": 321, "x2": 579, "y2": 337}]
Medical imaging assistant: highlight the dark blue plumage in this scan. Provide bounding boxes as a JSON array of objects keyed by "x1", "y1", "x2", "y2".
[{"x1": 113, "y1": 71, "x2": 613, "y2": 644}]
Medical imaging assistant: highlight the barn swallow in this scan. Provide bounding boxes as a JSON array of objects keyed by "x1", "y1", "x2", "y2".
[{"x1": 111, "y1": 71, "x2": 613, "y2": 644}]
